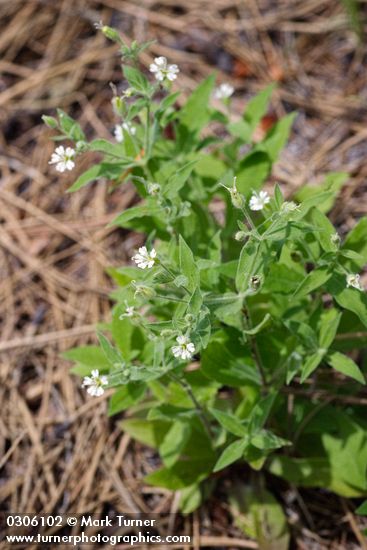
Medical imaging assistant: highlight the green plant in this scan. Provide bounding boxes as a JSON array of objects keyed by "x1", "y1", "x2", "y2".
[{"x1": 45, "y1": 25, "x2": 367, "y2": 533}]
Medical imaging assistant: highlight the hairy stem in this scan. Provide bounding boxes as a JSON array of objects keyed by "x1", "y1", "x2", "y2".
[{"x1": 169, "y1": 372, "x2": 212, "y2": 437}]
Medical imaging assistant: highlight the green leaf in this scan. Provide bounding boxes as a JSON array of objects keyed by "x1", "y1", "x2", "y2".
[
  {"x1": 179, "y1": 235, "x2": 199, "y2": 292},
  {"x1": 63, "y1": 345, "x2": 108, "y2": 368},
  {"x1": 285, "y1": 320, "x2": 318, "y2": 350},
  {"x1": 194, "y1": 154, "x2": 226, "y2": 180},
  {"x1": 274, "y1": 183, "x2": 284, "y2": 209},
  {"x1": 188, "y1": 286, "x2": 203, "y2": 315},
  {"x1": 339, "y1": 249, "x2": 365, "y2": 263},
  {"x1": 179, "y1": 75, "x2": 215, "y2": 133},
  {"x1": 209, "y1": 408, "x2": 247, "y2": 437},
  {"x1": 251, "y1": 429, "x2": 291, "y2": 451},
  {"x1": 300, "y1": 351, "x2": 324, "y2": 382},
  {"x1": 57, "y1": 108, "x2": 85, "y2": 141},
  {"x1": 243, "y1": 83, "x2": 276, "y2": 133},
  {"x1": 340, "y1": 0, "x2": 363, "y2": 39},
  {"x1": 156, "y1": 91, "x2": 181, "y2": 116},
  {"x1": 260, "y1": 112, "x2": 296, "y2": 162},
  {"x1": 120, "y1": 418, "x2": 169, "y2": 448},
  {"x1": 318, "y1": 308, "x2": 341, "y2": 349},
  {"x1": 89, "y1": 139, "x2": 126, "y2": 157},
  {"x1": 212, "y1": 296, "x2": 243, "y2": 330},
  {"x1": 326, "y1": 273, "x2": 367, "y2": 328},
  {"x1": 42, "y1": 115, "x2": 58, "y2": 129},
  {"x1": 123, "y1": 65, "x2": 151, "y2": 95},
  {"x1": 311, "y1": 208, "x2": 337, "y2": 252},
  {"x1": 68, "y1": 162, "x2": 127, "y2": 192},
  {"x1": 108, "y1": 383, "x2": 146, "y2": 416},
  {"x1": 145, "y1": 458, "x2": 213, "y2": 490},
  {"x1": 229, "y1": 483, "x2": 290, "y2": 550},
  {"x1": 110, "y1": 203, "x2": 163, "y2": 227},
  {"x1": 295, "y1": 172, "x2": 348, "y2": 213},
  {"x1": 356, "y1": 501, "x2": 367, "y2": 515},
  {"x1": 269, "y1": 409, "x2": 367, "y2": 497},
  {"x1": 263, "y1": 263, "x2": 304, "y2": 294},
  {"x1": 327, "y1": 351, "x2": 365, "y2": 384},
  {"x1": 294, "y1": 191, "x2": 335, "y2": 218},
  {"x1": 227, "y1": 120, "x2": 252, "y2": 142},
  {"x1": 269, "y1": 455, "x2": 365, "y2": 497},
  {"x1": 107, "y1": 266, "x2": 141, "y2": 287},
  {"x1": 243, "y1": 313, "x2": 271, "y2": 335},
  {"x1": 97, "y1": 331, "x2": 124, "y2": 366},
  {"x1": 193, "y1": 307, "x2": 212, "y2": 349},
  {"x1": 201, "y1": 333, "x2": 260, "y2": 387},
  {"x1": 165, "y1": 160, "x2": 197, "y2": 199},
  {"x1": 248, "y1": 392, "x2": 277, "y2": 434},
  {"x1": 159, "y1": 421, "x2": 191, "y2": 468},
  {"x1": 178, "y1": 484, "x2": 202, "y2": 514},
  {"x1": 68, "y1": 164, "x2": 102, "y2": 192},
  {"x1": 342, "y1": 217, "x2": 367, "y2": 270},
  {"x1": 236, "y1": 239, "x2": 267, "y2": 293},
  {"x1": 213, "y1": 439, "x2": 247, "y2": 472},
  {"x1": 292, "y1": 266, "x2": 332, "y2": 299},
  {"x1": 236, "y1": 151, "x2": 271, "y2": 193}
]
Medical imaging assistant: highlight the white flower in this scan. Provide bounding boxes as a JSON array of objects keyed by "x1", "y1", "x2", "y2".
[
  {"x1": 172, "y1": 335, "x2": 195, "y2": 361},
  {"x1": 49, "y1": 145, "x2": 75, "y2": 173},
  {"x1": 82, "y1": 369, "x2": 108, "y2": 397},
  {"x1": 331, "y1": 232, "x2": 341, "y2": 246},
  {"x1": 214, "y1": 83, "x2": 234, "y2": 100},
  {"x1": 147, "y1": 182, "x2": 161, "y2": 196},
  {"x1": 123, "y1": 88, "x2": 134, "y2": 98},
  {"x1": 346, "y1": 273, "x2": 363, "y2": 291},
  {"x1": 132, "y1": 246, "x2": 157, "y2": 269},
  {"x1": 249, "y1": 190, "x2": 270, "y2": 211},
  {"x1": 280, "y1": 201, "x2": 300, "y2": 214},
  {"x1": 235, "y1": 231, "x2": 247, "y2": 242},
  {"x1": 114, "y1": 122, "x2": 136, "y2": 143},
  {"x1": 119, "y1": 306, "x2": 135, "y2": 319},
  {"x1": 149, "y1": 57, "x2": 179, "y2": 82}
]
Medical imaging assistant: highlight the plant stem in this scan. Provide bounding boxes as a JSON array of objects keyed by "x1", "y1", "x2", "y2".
[
  {"x1": 155, "y1": 293, "x2": 188, "y2": 303},
  {"x1": 241, "y1": 205, "x2": 260, "y2": 239},
  {"x1": 159, "y1": 261, "x2": 191, "y2": 295},
  {"x1": 243, "y1": 300, "x2": 267, "y2": 387},
  {"x1": 169, "y1": 372, "x2": 212, "y2": 438},
  {"x1": 145, "y1": 103, "x2": 151, "y2": 158}
]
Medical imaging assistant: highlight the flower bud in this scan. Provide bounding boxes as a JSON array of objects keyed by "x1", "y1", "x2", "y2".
[
  {"x1": 346, "y1": 273, "x2": 363, "y2": 291},
  {"x1": 179, "y1": 201, "x2": 191, "y2": 218},
  {"x1": 221, "y1": 177, "x2": 245, "y2": 209},
  {"x1": 101, "y1": 26, "x2": 121, "y2": 42},
  {"x1": 330, "y1": 232, "x2": 341, "y2": 247},
  {"x1": 147, "y1": 182, "x2": 161, "y2": 196},
  {"x1": 161, "y1": 329, "x2": 175, "y2": 338},
  {"x1": 235, "y1": 231, "x2": 247, "y2": 242},
  {"x1": 42, "y1": 115, "x2": 58, "y2": 129},
  {"x1": 250, "y1": 275, "x2": 262, "y2": 290},
  {"x1": 290, "y1": 251, "x2": 302, "y2": 263},
  {"x1": 229, "y1": 186, "x2": 245, "y2": 209},
  {"x1": 132, "y1": 282, "x2": 156, "y2": 299},
  {"x1": 185, "y1": 314, "x2": 195, "y2": 324},
  {"x1": 112, "y1": 96, "x2": 125, "y2": 116},
  {"x1": 280, "y1": 201, "x2": 300, "y2": 214},
  {"x1": 76, "y1": 140, "x2": 88, "y2": 152}
]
